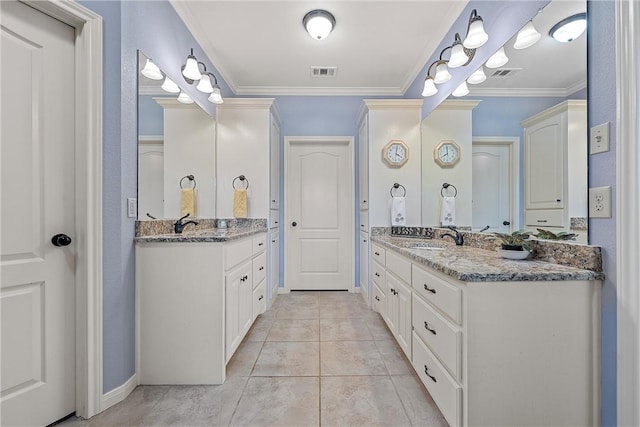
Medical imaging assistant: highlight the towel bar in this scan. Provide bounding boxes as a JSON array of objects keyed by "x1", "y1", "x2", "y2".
[
  {"x1": 180, "y1": 175, "x2": 197, "y2": 189},
  {"x1": 390, "y1": 183, "x2": 406, "y2": 197},
  {"x1": 441, "y1": 182, "x2": 457, "y2": 197},
  {"x1": 233, "y1": 175, "x2": 250, "y2": 189}
]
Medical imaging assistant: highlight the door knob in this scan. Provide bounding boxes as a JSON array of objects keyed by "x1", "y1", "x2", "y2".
[
  {"x1": 503, "y1": 221, "x2": 511, "y2": 226},
  {"x1": 292, "y1": 221, "x2": 297, "y2": 227},
  {"x1": 51, "y1": 234, "x2": 72, "y2": 247}
]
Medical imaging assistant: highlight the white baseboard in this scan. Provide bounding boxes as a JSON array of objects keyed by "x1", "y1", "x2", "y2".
[
  {"x1": 101, "y1": 373, "x2": 138, "y2": 412},
  {"x1": 352, "y1": 286, "x2": 361, "y2": 293},
  {"x1": 277, "y1": 287, "x2": 290, "y2": 294}
]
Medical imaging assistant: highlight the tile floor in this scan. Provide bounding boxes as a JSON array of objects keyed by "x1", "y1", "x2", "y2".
[{"x1": 61, "y1": 291, "x2": 447, "y2": 426}]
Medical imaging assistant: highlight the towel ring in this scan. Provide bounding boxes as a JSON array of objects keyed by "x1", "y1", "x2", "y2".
[
  {"x1": 441, "y1": 182, "x2": 457, "y2": 198},
  {"x1": 233, "y1": 175, "x2": 250, "y2": 190},
  {"x1": 390, "y1": 183, "x2": 406, "y2": 197},
  {"x1": 180, "y1": 175, "x2": 197, "y2": 189}
]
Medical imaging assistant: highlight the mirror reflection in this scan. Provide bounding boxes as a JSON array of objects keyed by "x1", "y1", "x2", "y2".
[
  {"x1": 137, "y1": 51, "x2": 216, "y2": 220},
  {"x1": 421, "y1": 0, "x2": 588, "y2": 243}
]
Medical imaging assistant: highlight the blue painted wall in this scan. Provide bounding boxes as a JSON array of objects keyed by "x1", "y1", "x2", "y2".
[{"x1": 138, "y1": 96, "x2": 164, "y2": 136}]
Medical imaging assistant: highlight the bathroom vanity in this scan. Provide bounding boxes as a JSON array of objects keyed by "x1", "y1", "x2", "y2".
[
  {"x1": 135, "y1": 227, "x2": 267, "y2": 385},
  {"x1": 370, "y1": 232, "x2": 602, "y2": 427}
]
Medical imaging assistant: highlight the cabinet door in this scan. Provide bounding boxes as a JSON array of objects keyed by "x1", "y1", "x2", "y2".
[
  {"x1": 395, "y1": 280, "x2": 412, "y2": 359},
  {"x1": 524, "y1": 113, "x2": 565, "y2": 210},
  {"x1": 226, "y1": 260, "x2": 253, "y2": 361},
  {"x1": 358, "y1": 116, "x2": 369, "y2": 210},
  {"x1": 239, "y1": 264, "x2": 253, "y2": 337},
  {"x1": 385, "y1": 274, "x2": 399, "y2": 334},
  {"x1": 269, "y1": 231, "x2": 280, "y2": 304},
  {"x1": 270, "y1": 115, "x2": 280, "y2": 209},
  {"x1": 359, "y1": 231, "x2": 369, "y2": 299}
]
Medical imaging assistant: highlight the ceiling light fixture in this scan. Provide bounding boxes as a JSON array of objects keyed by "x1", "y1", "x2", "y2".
[
  {"x1": 161, "y1": 76, "x2": 180, "y2": 93},
  {"x1": 141, "y1": 58, "x2": 163, "y2": 80},
  {"x1": 485, "y1": 47, "x2": 509, "y2": 68},
  {"x1": 549, "y1": 13, "x2": 586, "y2": 43},
  {"x1": 514, "y1": 21, "x2": 541, "y2": 49},
  {"x1": 303, "y1": 10, "x2": 336, "y2": 40},
  {"x1": 463, "y1": 9, "x2": 489, "y2": 49},
  {"x1": 466, "y1": 66, "x2": 487, "y2": 85}
]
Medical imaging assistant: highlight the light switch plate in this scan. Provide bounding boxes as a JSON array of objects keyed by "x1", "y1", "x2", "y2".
[
  {"x1": 127, "y1": 198, "x2": 137, "y2": 218},
  {"x1": 589, "y1": 186, "x2": 611, "y2": 218},
  {"x1": 590, "y1": 122, "x2": 610, "y2": 154}
]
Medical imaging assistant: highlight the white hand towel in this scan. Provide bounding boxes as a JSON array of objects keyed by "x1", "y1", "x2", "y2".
[
  {"x1": 391, "y1": 197, "x2": 407, "y2": 226},
  {"x1": 440, "y1": 196, "x2": 456, "y2": 226}
]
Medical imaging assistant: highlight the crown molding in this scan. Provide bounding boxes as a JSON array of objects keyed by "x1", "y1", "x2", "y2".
[
  {"x1": 233, "y1": 85, "x2": 405, "y2": 96},
  {"x1": 520, "y1": 99, "x2": 587, "y2": 128},
  {"x1": 468, "y1": 80, "x2": 588, "y2": 98},
  {"x1": 363, "y1": 99, "x2": 424, "y2": 110},
  {"x1": 216, "y1": 98, "x2": 276, "y2": 109},
  {"x1": 435, "y1": 99, "x2": 482, "y2": 111},
  {"x1": 153, "y1": 97, "x2": 203, "y2": 109}
]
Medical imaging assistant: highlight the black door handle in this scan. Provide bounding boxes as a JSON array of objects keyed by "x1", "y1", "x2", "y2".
[
  {"x1": 292, "y1": 222, "x2": 297, "y2": 227},
  {"x1": 51, "y1": 234, "x2": 72, "y2": 247},
  {"x1": 503, "y1": 221, "x2": 510, "y2": 226}
]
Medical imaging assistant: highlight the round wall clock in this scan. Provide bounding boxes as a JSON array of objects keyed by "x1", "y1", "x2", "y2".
[
  {"x1": 434, "y1": 140, "x2": 461, "y2": 167},
  {"x1": 382, "y1": 140, "x2": 409, "y2": 168}
]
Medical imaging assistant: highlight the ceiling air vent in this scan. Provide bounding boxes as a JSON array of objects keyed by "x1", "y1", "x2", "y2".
[
  {"x1": 311, "y1": 66, "x2": 337, "y2": 78},
  {"x1": 488, "y1": 68, "x2": 522, "y2": 79}
]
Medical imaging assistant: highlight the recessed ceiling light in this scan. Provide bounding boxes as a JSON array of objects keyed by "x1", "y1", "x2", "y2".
[{"x1": 549, "y1": 13, "x2": 587, "y2": 43}]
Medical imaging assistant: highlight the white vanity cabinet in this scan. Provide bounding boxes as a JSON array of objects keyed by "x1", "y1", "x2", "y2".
[{"x1": 136, "y1": 232, "x2": 267, "y2": 386}]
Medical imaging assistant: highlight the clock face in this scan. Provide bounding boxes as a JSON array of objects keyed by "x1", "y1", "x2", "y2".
[
  {"x1": 387, "y1": 144, "x2": 406, "y2": 163},
  {"x1": 382, "y1": 140, "x2": 409, "y2": 167},
  {"x1": 434, "y1": 140, "x2": 461, "y2": 167}
]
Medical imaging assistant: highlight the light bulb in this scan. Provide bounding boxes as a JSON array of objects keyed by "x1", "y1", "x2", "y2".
[
  {"x1": 208, "y1": 86, "x2": 224, "y2": 104},
  {"x1": 182, "y1": 54, "x2": 202, "y2": 81},
  {"x1": 434, "y1": 62, "x2": 452, "y2": 84},
  {"x1": 452, "y1": 81, "x2": 469, "y2": 97},
  {"x1": 421, "y1": 77, "x2": 438, "y2": 97},
  {"x1": 463, "y1": 17, "x2": 488, "y2": 49},
  {"x1": 448, "y1": 42, "x2": 468, "y2": 68},
  {"x1": 514, "y1": 21, "x2": 541, "y2": 49},
  {"x1": 485, "y1": 47, "x2": 509, "y2": 69},
  {"x1": 177, "y1": 91, "x2": 194, "y2": 104},
  {"x1": 161, "y1": 76, "x2": 180, "y2": 93},
  {"x1": 467, "y1": 66, "x2": 487, "y2": 85},
  {"x1": 141, "y1": 59, "x2": 163, "y2": 80},
  {"x1": 196, "y1": 73, "x2": 214, "y2": 93}
]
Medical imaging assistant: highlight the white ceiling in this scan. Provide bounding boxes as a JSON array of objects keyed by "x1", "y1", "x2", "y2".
[{"x1": 169, "y1": 1, "x2": 468, "y2": 96}]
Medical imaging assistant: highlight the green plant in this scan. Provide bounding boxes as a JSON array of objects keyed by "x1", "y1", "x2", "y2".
[
  {"x1": 533, "y1": 228, "x2": 578, "y2": 241},
  {"x1": 494, "y1": 230, "x2": 532, "y2": 251}
]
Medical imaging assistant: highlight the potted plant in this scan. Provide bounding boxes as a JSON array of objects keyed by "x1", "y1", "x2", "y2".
[
  {"x1": 494, "y1": 230, "x2": 532, "y2": 259},
  {"x1": 533, "y1": 228, "x2": 577, "y2": 241}
]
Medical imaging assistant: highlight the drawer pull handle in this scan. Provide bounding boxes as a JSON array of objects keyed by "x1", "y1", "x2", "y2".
[
  {"x1": 375, "y1": 272, "x2": 380, "y2": 277},
  {"x1": 374, "y1": 252, "x2": 380, "y2": 256},
  {"x1": 241, "y1": 275, "x2": 248, "y2": 282},
  {"x1": 259, "y1": 242, "x2": 264, "y2": 246},
  {"x1": 259, "y1": 266, "x2": 264, "y2": 271},
  {"x1": 537, "y1": 220, "x2": 548, "y2": 223},
  {"x1": 424, "y1": 322, "x2": 437, "y2": 335},
  {"x1": 375, "y1": 296, "x2": 380, "y2": 302},
  {"x1": 259, "y1": 295, "x2": 264, "y2": 301},
  {"x1": 364, "y1": 240, "x2": 367, "y2": 243},
  {"x1": 424, "y1": 365, "x2": 437, "y2": 383},
  {"x1": 423, "y1": 284, "x2": 436, "y2": 294},
  {"x1": 272, "y1": 240, "x2": 276, "y2": 243},
  {"x1": 361, "y1": 224, "x2": 364, "y2": 227}
]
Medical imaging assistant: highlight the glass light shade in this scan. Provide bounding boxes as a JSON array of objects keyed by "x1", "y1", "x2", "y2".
[
  {"x1": 161, "y1": 76, "x2": 180, "y2": 93},
  {"x1": 467, "y1": 66, "x2": 487, "y2": 85},
  {"x1": 303, "y1": 10, "x2": 335, "y2": 40},
  {"x1": 177, "y1": 91, "x2": 194, "y2": 104},
  {"x1": 421, "y1": 77, "x2": 438, "y2": 97},
  {"x1": 463, "y1": 18, "x2": 489, "y2": 49},
  {"x1": 549, "y1": 13, "x2": 586, "y2": 42},
  {"x1": 196, "y1": 73, "x2": 214, "y2": 93},
  {"x1": 452, "y1": 81, "x2": 469, "y2": 97},
  {"x1": 141, "y1": 59, "x2": 163, "y2": 80},
  {"x1": 182, "y1": 55, "x2": 202, "y2": 81},
  {"x1": 485, "y1": 47, "x2": 509, "y2": 68},
  {"x1": 448, "y1": 42, "x2": 468, "y2": 68},
  {"x1": 514, "y1": 21, "x2": 541, "y2": 49},
  {"x1": 208, "y1": 86, "x2": 224, "y2": 104},
  {"x1": 434, "y1": 62, "x2": 452, "y2": 84}
]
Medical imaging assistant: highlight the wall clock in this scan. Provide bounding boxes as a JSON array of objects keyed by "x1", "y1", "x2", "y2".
[
  {"x1": 434, "y1": 140, "x2": 461, "y2": 167},
  {"x1": 382, "y1": 140, "x2": 409, "y2": 168}
]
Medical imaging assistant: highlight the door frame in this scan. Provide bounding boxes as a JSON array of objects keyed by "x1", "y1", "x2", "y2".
[
  {"x1": 472, "y1": 136, "x2": 521, "y2": 231},
  {"x1": 283, "y1": 136, "x2": 355, "y2": 293},
  {"x1": 19, "y1": 0, "x2": 104, "y2": 419}
]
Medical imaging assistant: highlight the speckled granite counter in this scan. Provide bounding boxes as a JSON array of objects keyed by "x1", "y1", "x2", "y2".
[
  {"x1": 135, "y1": 227, "x2": 266, "y2": 243},
  {"x1": 372, "y1": 234, "x2": 604, "y2": 282}
]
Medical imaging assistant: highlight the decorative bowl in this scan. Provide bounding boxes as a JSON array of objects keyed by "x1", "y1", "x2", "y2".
[{"x1": 497, "y1": 248, "x2": 531, "y2": 260}]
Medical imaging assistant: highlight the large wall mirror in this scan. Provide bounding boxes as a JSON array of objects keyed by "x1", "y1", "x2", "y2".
[
  {"x1": 137, "y1": 51, "x2": 216, "y2": 220},
  {"x1": 421, "y1": 0, "x2": 588, "y2": 243}
]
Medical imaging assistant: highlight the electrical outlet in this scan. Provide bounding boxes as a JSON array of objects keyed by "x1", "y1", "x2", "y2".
[
  {"x1": 127, "y1": 198, "x2": 137, "y2": 218},
  {"x1": 589, "y1": 186, "x2": 611, "y2": 218},
  {"x1": 590, "y1": 122, "x2": 610, "y2": 154}
]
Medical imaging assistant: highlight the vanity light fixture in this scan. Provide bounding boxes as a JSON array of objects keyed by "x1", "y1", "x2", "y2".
[
  {"x1": 434, "y1": 61, "x2": 452, "y2": 84},
  {"x1": 181, "y1": 49, "x2": 202, "y2": 81},
  {"x1": 447, "y1": 34, "x2": 470, "y2": 68},
  {"x1": 177, "y1": 91, "x2": 194, "y2": 104},
  {"x1": 485, "y1": 46, "x2": 509, "y2": 68},
  {"x1": 466, "y1": 66, "x2": 487, "y2": 85},
  {"x1": 208, "y1": 86, "x2": 224, "y2": 104},
  {"x1": 141, "y1": 58, "x2": 163, "y2": 80},
  {"x1": 422, "y1": 76, "x2": 438, "y2": 97},
  {"x1": 303, "y1": 9, "x2": 335, "y2": 40},
  {"x1": 513, "y1": 21, "x2": 541, "y2": 49},
  {"x1": 549, "y1": 13, "x2": 586, "y2": 43},
  {"x1": 161, "y1": 76, "x2": 180, "y2": 93},
  {"x1": 196, "y1": 73, "x2": 215, "y2": 94},
  {"x1": 463, "y1": 9, "x2": 489, "y2": 49},
  {"x1": 179, "y1": 48, "x2": 225, "y2": 103},
  {"x1": 452, "y1": 81, "x2": 469, "y2": 97}
]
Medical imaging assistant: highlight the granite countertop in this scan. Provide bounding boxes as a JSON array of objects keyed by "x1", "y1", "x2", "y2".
[
  {"x1": 135, "y1": 226, "x2": 267, "y2": 243},
  {"x1": 372, "y1": 234, "x2": 605, "y2": 282}
]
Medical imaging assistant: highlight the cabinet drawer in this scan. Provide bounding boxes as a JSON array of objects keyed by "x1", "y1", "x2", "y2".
[
  {"x1": 412, "y1": 264, "x2": 461, "y2": 325},
  {"x1": 412, "y1": 332, "x2": 461, "y2": 427},
  {"x1": 252, "y1": 252, "x2": 267, "y2": 288},
  {"x1": 386, "y1": 251, "x2": 411, "y2": 284},
  {"x1": 359, "y1": 211, "x2": 369, "y2": 233},
  {"x1": 252, "y1": 280, "x2": 267, "y2": 320},
  {"x1": 252, "y1": 234, "x2": 267, "y2": 255},
  {"x1": 413, "y1": 294, "x2": 462, "y2": 380},
  {"x1": 224, "y1": 238, "x2": 253, "y2": 270},
  {"x1": 372, "y1": 282, "x2": 386, "y2": 318},
  {"x1": 371, "y1": 244, "x2": 386, "y2": 266},
  {"x1": 524, "y1": 209, "x2": 565, "y2": 228},
  {"x1": 269, "y1": 209, "x2": 279, "y2": 229},
  {"x1": 371, "y1": 260, "x2": 386, "y2": 288}
]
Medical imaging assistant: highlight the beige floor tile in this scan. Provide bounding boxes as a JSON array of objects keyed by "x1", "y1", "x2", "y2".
[
  {"x1": 320, "y1": 318, "x2": 373, "y2": 341},
  {"x1": 276, "y1": 305, "x2": 320, "y2": 319},
  {"x1": 230, "y1": 377, "x2": 319, "y2": 426},
  {"x1": 321, "y1": 376, "x2": 411, "y2": 426},
  {"x1": 321, "y1": 341, "x2": 388, "y2": 376},
  {"x1": 226, "y1": 340, "x2": 263, "y2": 377},
  {"x1": 320, "y1": 302, "x2": 369, "y2": 319},
  {"x1": 391, "y1": 374, "x2": 448, "y2": 427},
  {"x1": 244, "y1": 316, "x2": 274, "y2": 341},
  {"x1": 367, "y1": 314, "x2": 394, "y2": 340},
  {"x1": 375, "y1": 339, "x2": 413, "y2": 375},
  {"x1": 267, "y1": 319, "x2": 319, "y2": 341},
  {"x1": 252, "y1": 341, "x2": 320, "y2": 376},
  {"x1": 79, "y1": 386, "x2": 169, "y2": 426}
]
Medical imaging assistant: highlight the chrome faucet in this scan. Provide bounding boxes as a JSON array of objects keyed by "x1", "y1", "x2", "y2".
[
  {"x1": 441, "y1": 226, "x2": 464, "y2": 246},
  {"x1": 174, "y1": 213, "x2": 199, "y2": 234}
]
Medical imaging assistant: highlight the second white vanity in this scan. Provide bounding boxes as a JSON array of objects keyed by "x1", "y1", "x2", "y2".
[{"x1": 135, "y1": 227, "x2": 267, "y2": 385}]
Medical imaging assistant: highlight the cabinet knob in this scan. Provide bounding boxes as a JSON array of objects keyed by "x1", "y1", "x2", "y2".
[
  {"x1": 272, "y1": 240, "x2": 276, "y2": 243},
  {"x1": 424, "y1": 365, "x2": 437, "y2": 383},
  {"x1": 272, "y1": 199, "x2": 276, "y2": 203},
  {"x1": 51, "y1": 233, "x2": 72, "y2": 247},
  {"x1": 390, "y1": 288, "x2": 395, "y2": 294},
  {"x1": 363, "y1": 200, "x2": 367, "y2": 203},
  {"x1": 259, "y1": 295, "x2": 264, "y2": 301},
  {"x1": 374, "y1": 252, "x2": 380, "y2": 256},
  {"x1": 423, "y1": 284, "x2": 436, "y2": 294},
  {"x1": 375, "y1": 273, "x2": 380, "y2": 277},
  {"x1": 291, "y1": 221, "x2": 297, "y2": 227},
  {"x1": 424, "y1": 321, "x2": 437, "y2": 335},
  {"x1": 556, "y1": 199, "x2": 561, "y2": 202},
  {"x1": 258, "y1": 242, "x2": 264, "y2": 246},
  {"x1": 375, "y1": 296, "x2": 380, "y2": 301},
  {"x1": 259, "y1": 266, "x2": 264, "y2": 271}
]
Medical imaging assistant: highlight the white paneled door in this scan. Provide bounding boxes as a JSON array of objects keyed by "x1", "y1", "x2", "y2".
[
  {"x1": 472, "y1": 143, "x2": 511, "y2": 233},
  {"x1": 1, "y1": 2, "x2": 76, "y2": 425},
  {"x1": 286, "y1": 138, "x2": 353, "y2": 291}
]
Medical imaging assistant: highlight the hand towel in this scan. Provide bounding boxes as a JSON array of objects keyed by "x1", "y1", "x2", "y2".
[
  {"x1": 440, "y1": 196, "x2": 456, "y2": 226},
  {"x1": 180, "y1": 188, "x2": 197, "y2": 218},
  {"x1": 391, "y1": 196, "x2": 407, "y2": 226},
  {"x1": 233, "y1": 188, "x2": 248, "y2": 218}
]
